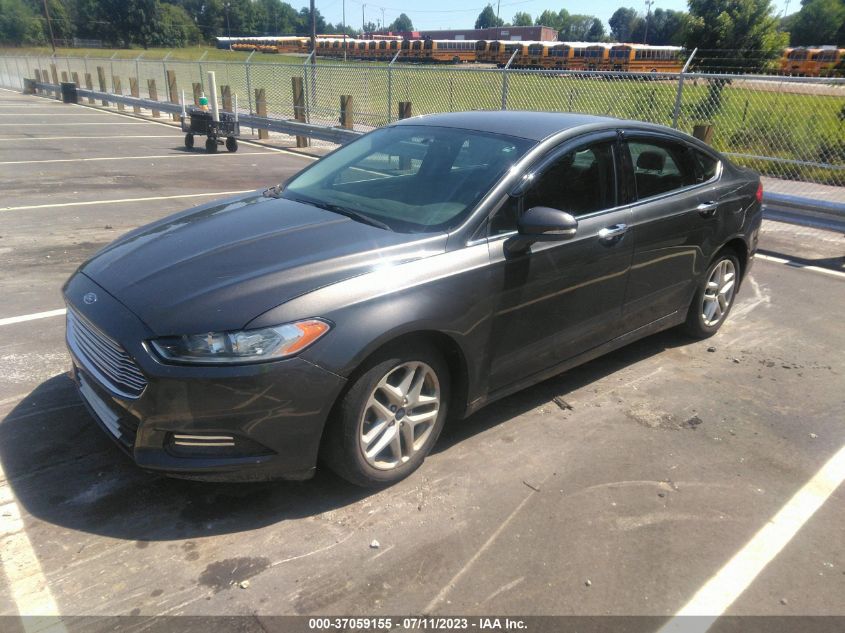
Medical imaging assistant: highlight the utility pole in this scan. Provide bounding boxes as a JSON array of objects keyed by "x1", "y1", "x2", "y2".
[
  {"x1": 224, "y1": 2, "x2": 231, "y2": 38},
  {"x1": 342, "y1": 0, "x2": 347, "y2": 61},
  {"x1": 643, "y1": 0, "x2": 654, "y2": 44},
  {"x1": 381, "y1": 7, "x2": 386, "y2": 32},
  {"x1": 42, "y1": 0, "x2": 56, "y2": 53},
  {"x1": 310, "y1": 0, "x2": 316, "y2": 57},
  {"x1": 362, "y1": 3, "x2": 366, "y2": 33}
]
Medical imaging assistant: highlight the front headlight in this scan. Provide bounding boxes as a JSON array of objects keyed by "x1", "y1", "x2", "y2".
[{"x1": 150, "y1": 319, "x2": 331, "y2": 365}]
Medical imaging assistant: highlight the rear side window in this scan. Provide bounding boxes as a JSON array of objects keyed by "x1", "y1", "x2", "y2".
[
  {"x1": 691, "y1": 149, "x2": 720, "y2": 183},
  {"x1": 627, "y1": 140, "x2": 697, "y2": 200}
]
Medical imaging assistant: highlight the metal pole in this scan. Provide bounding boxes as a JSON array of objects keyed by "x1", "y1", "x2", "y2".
[
  {"x1": 387, "y1": 49, "x2": 400, "y2": 123},
  {"x1": 501, "y1": 48, "x2": 519, "y2": 111},
  {"x1": 343, "y1": 0, "x2": 347, "y2": 62},
  {"x1": 302, "y1": 50, "x2": 315, "y2": 124},
  {"x1": 362, "y1": 3, "x2": 366, "y2": 31},
  {"x1": 42, "y1": 0, "x2": 56, "y2": 53},
  {"x1": 244, "y1": 50, "x2": 255, "y2": 115},
  {"x1": 162, "y1": 51, "x2": 171, "y2": 100},
  {"x1": 135, "y1": 53, "x2": 143, "y2": 91},
  {"x1": 671, "y1": 48, "x2": 696, "y2": 129},
  {"x1": 643, "y1": 0, "x2": 654, "y2": 44}
]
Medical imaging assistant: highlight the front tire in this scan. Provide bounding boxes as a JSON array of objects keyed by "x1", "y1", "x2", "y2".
[
  {"x1": 683, "y1": 252, "x2": 740, "y2": 338},
  {"x1": 323, "y1": 345, "x2": 450, "y2": 487}
]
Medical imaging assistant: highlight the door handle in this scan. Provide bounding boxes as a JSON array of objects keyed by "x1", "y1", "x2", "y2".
[
  {"x1": 598, "y1": 223, "x2": 628, "y2": 242},
  {"x1": 697, "y1": 202, "x2": 719, "y2": 217}
]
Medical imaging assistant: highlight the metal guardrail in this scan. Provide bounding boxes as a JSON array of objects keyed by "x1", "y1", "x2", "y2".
[{"x1": 33, "y1": 80, "x2": 363, "y2": 146}]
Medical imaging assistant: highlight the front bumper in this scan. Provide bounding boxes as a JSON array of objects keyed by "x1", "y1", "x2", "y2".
[{"x1": 64, "y1": 273, "x2": 347, "y2": 482}]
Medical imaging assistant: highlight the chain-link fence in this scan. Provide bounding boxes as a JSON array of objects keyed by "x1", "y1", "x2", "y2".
[{"x1": 1, "y1": 53, "x2": 843, "y2": 201}]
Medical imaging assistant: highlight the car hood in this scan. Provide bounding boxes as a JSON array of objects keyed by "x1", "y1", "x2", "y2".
[{"x1": 80, "y1": 192, "x2": 446, "y2": 335}]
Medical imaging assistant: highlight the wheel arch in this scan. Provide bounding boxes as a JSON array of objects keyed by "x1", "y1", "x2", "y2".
[{"x1": 713, "y1": 235, "x2": 750, "y2": 288}]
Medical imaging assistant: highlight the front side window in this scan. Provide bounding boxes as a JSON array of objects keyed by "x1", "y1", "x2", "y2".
[
  {"x1": 283, "y1": 125, "x2": 533, "y2": 233},
  {"x1": 489, "y1": 141, "x2": 617, "y2": 235},
  {"x1": 627, "y1": 140, "x2": 697, "y2": 199}
]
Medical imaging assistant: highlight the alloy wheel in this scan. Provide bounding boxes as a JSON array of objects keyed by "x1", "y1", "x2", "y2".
[
  {"x1": 701, "y1": 259, "x2": 736, "y2": 327},
  {"x1": 358, "y1": 362, "x2": 440, "y2": 470}
]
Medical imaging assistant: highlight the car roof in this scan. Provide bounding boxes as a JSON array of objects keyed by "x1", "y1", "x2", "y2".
[{"x1": 393, "y1": 111, "x2": 621, "y2": 142}]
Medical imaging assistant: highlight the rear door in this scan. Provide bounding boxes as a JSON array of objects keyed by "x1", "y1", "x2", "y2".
[{"x1": 619, "y1": 133, "x2": 739, "y2": 329}]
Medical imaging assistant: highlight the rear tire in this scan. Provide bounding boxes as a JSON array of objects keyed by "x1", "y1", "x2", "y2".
[
  {"x1": 205, "y1": 137, "x2": 217, "y2": 153},
  {"x1": 322, "y1": 344, "x2": 450, "y2": 487},
  {"x1": 184, "y1": 134, "x2": 194, "y2": 149},
  {"x1": 683, "y1": 252, "x2": 740, "y2": 339},
  {"x1": 225, "y1": 137, "x2": 238, "y2": 152}
]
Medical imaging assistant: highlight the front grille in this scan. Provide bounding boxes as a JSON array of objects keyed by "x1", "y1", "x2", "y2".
[{"x1": 67, "y1": 309, "x2": 147, "y2": 399}]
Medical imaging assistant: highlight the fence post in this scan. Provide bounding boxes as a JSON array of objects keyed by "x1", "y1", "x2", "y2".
[
  {"x1": 387, "y1": 49, "x2": 401, "y2": 124},
  {"x1": 192, "y1": 82, "x2": 202, "y2": 105},
  {"x1": 61, "y1": 70, "x2": 68, "y2": 83},
  {"x1": 113, "y1": 76, "x2": 124, "y2": 110},
  {"x1": 166, "y1": 69, "x2": 179, "y2": 121},
  {"x1": 245, "y1": 50, "x2": 255, "y2": 115},
  {"x1": 129, "y1": 76, "x2": 140, "y2": 114},
  {"x1": 50, "y1": 63, "x2": 58, "y2": 85},
  {"x1": 221, "y1": 85, "x2": 232, "y2": 112},
  {"x1": 671, "y1": 48, "x2": 696, "y2": 129},
  {"x1": 302, "y1": 50, "x2": 315, "y2": 124},
  {"x1": 255, "y1": 87, "x2": 268, "y2": 140},
  {"x1": 84, "y1": 72, "x2": 94, "y2": 104},
  {"x1": 291, "y1": 76, "x2": 308, "y2": 148},
  {"x1": 398, "y1": 101, "x2": 412, "y2": 119},
  {"x1": 96, "y1": 66, "x2": 108, "y2": 106},
  {"x1": 197, "y1": 50, "x2": 207, "y2": 92},
  {"x1": 340, "y1": 95, "x2": 353, "y2": 129},
  {"x1": 501, "y1": 49, "x2": 520, "y2": 111},
  {"x1": 135, "y1": 53, "x2": 143, "y2": 93},
  {"x1": 33, "y1": 68, "x2": 41, "y2": 94},
  {"x1": 147, "y1": 78, "x2": 160, "y2": 117},
  {"x1": 71, "y1": 71, "x2": 79, "y2": 86}
]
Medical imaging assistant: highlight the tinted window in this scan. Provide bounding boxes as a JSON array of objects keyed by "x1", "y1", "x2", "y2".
[
  {"x1": 489, "y1": 142, "x2": 616, "y2": 236},
  {"x1": 284, "y1": 125, "x2": 532, "y2": 233},
  {"x1": 691, "y1": 149, "x2": 719, "y2": 183},
  {"x1": 628, "y1": 140, "x2": 697, "y2": 199}
]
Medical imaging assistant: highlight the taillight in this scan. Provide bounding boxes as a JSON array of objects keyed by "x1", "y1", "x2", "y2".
[{"x1": 755, "y1": 181, "x2": 763, "y2": 204}]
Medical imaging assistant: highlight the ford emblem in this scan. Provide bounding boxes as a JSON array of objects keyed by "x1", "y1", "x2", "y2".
[{"x1": 83, "y1": 292, "x2": 98, "y2": 305}]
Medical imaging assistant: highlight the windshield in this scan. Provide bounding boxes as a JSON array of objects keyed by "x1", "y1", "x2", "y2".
[{"x1": 282, "y1": 125, "x2": 534, "y2": 233}]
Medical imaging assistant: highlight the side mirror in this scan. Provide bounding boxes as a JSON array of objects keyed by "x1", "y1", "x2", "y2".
[{"x1": 506, "y1": 206, "x2": 578, "y2": 254}]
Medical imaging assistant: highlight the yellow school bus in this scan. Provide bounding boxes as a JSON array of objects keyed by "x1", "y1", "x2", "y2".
[
  {"x1": 609, "y1": 44, "x2": 683, "y2": 72},
  {"x1": 422, "y1": 39, "x2": 479, "y2": 63}
]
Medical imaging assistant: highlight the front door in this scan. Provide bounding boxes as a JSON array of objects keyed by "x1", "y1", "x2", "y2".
[{"x1": 485, "y1": 136, "x2": 634, "y2": 393}]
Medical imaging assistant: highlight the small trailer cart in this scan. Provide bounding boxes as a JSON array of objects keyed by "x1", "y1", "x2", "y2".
[{"x1": 182, "y1": 107, "x2": 240, "y2": 153}]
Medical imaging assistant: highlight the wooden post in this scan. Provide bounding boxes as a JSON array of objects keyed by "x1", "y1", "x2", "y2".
[
  {"x1": 96, "y1": 66, "x2": 108, "y2": 106},
  {"x1": 113, "y1": 76, "x2": 124, "y2": 111},
  {"x1": 33, "y1": 69, "x2": 41, "y2": 94},
  {"x1": 340, "y1": 95, "x2": 353, "y2": 129},
  {"x1": 85, "y1": 73, "x2": 94, "y2": 104},
  {"x1": 692, "y1": 124, "x2": 714, "y2": 145},
  {"x1": 129, "y1": 77, "x2": 140, "y2": 114},
  {"x1": 166, "y1": 69, "x2": 179, "y2": 121},
  {"x1": 71, "y1": 71, "x2": 79, "y2": 86},
  {"x1": 61, "y1": 71, "x2": 68, "y2": 83},
  {"x1": 398, "y1": 101, "x2": 412, "y2": 119},
  {"x1": 147, "y1": 78, "x2": 160, "y2": 118},
  {"x1": 50, "y1": 63, "x2": 59, "y2": 85},
  {"x1": 192, "y1": 82, "x2": 202, "y2": 106},
  {"x1": 221, "y1": 85, "x2": 232, "y2": 112},
  {"x1": 291, "y1": 76, "x2": 308, "y2": 148},
  {"x1": 255, "y1": 88, "x2": 268, "y2": 140}
]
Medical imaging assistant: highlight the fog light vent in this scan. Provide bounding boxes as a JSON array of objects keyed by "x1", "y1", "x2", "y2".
[{"x1": 172, "y1": 434, "x2": 235, "y2": 447}]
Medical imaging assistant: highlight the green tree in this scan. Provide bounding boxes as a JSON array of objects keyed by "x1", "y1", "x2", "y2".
[
  {"x1": 560, "y1": 14, "x2": 606, "y2": 41},
  {"x1": 535, "y1": 9, "x2": 566, "y2": 30},
  {"x1": 388, "y1": 12, "x2": 413, "y2": 32},
  {"x1": 0, "y1": 0, "x2": 46, "y2": 44},
  {"x1": 609, "y1": 7, "x2": 641, "y2": 41},
  {"x1": 789, "y1": 0, "x2": 845, "y2": 45},
  {"x1": 512, "y1": 11, "x2": 533, "y2": 26},
  {"x1": 153, "y1": 2, "x2": 201, "y2": 46},
  {"x1": 685, "y1": 0, "x2": 789, "y2": 71},
  {"x1": 631, "y1": 7, "x2": 688, "y2": 44},
  {"x1": 475, "y1": 4, "x2": 504, "y2": 29}
]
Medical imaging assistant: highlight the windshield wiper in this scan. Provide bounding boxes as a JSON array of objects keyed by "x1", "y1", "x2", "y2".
[{"x1": 288, "y1": 196, "x2": 394, "y2": 232}]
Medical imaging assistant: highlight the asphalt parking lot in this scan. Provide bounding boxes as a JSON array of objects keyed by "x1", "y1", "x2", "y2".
[{"x1": 0, "y1": 88, "x2": 844, "y2": 625}]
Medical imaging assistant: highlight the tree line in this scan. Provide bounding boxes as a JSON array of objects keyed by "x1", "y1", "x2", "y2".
[
  {"x1": 0, "y1": 0, "x2": 416, "y2": 48},
  {"x1": 475, "y1": 0, "x2": 844, "y2": 47}
]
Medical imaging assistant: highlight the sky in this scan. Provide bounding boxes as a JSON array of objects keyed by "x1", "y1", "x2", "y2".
[{"x1": 316, "y1": 0, "x2": 793, "y2": 32}]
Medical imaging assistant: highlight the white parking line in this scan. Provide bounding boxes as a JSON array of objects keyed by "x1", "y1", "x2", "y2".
[
  {"x1": 0, "y1": 309, "x2": 67, "y2": 327},
  {"x1": 0, "y1": 113, "x2": 105, "y2": 116},
  {"x1": 0, "y1": 122, "x2": 148, "y2": 126},
  {"x1": 0, "y1": 152, "x2": 270, "y2": 165},
  {"x1": 0, "y1": 466, "x2": 67, "y2": 625},
  {"x1": 756, "y1": 253, "x2": 845, "y2": 280},
  {"x1": 1, "y1": 189, "x2": 255, "y2": 213},
  {"x1": 0, "y1": 135, "x2": 179, "y2": 141},
  {"x1": 659, "y1": 443, "x2": 845, "y2": 633}
]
